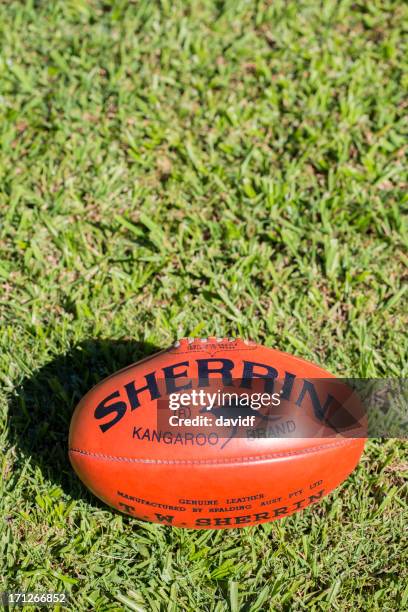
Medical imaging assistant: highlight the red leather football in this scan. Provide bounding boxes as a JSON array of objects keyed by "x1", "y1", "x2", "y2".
[{"x1": 69, "y1": 338, "x2": 366, "y2": 528}]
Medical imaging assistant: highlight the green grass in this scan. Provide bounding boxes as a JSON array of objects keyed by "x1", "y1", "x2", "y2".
[{"x1": 0, "y1": 0, "x2": 407, "y2": 610}]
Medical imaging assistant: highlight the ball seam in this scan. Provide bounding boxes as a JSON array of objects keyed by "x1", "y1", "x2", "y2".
[{"x1": 68, "y1": 439, "x2": 359, "y2": 465}]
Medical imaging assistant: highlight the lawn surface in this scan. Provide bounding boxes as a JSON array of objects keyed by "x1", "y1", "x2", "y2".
[{"x1": 0, "y1": 1, "x2": 407, "y2": 610}]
